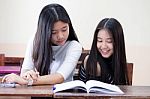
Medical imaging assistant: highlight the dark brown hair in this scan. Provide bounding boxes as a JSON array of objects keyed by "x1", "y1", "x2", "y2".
[
  {"x1": 86, "y1": 18, "x2": 128, "y2": 85},
  {"x1": 33, "y1": 4, "x2": 79, "y2": 75}
]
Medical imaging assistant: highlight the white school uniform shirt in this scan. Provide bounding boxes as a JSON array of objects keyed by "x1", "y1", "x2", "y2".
[{"x1": 21, "y1": 37, "x2": 82, "y2": 82}]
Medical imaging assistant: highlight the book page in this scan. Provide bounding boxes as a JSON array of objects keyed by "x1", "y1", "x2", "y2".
[
  {"x1": 86, "y1": 80, "x2": 124, "y2": 94},
  {"x1": 53, "y1": 80, "x2": 86, "y2": 93},
  {"x1": 89, "y1": 87, "x2": 123, "y2": 94}
]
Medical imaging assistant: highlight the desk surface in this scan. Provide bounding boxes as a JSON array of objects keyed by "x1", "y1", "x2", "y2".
[
  {"x1": 0, "y1": 85, "x2": 53, "y2": 97},
  {"x1": 1, "y1": 85, "x2": 150, "y2": 99},
  {"x1": 54, "y1": 86, "x2": 150, "y2": 99}
]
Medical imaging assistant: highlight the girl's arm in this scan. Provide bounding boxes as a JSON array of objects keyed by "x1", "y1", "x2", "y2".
[{"x1": 22, "y1": 41, "x2": 82, "y2": 85}]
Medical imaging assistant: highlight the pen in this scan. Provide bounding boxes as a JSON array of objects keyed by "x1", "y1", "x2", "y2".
[
  {"x1": 34, "y1": 67, "x2": 38, "y2": 72},
  {"x1": 53, "y1": 86, "x2": 56, "y2": 90},
  {"x1": 34, "y1": 67, "x2": 39, "y2": 77},
  {"x1": 27, "y1": 67, "x2": 39, "y2": 86}
]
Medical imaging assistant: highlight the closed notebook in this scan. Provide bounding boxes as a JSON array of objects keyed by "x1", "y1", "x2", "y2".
[{"x1": 53, "y1": 80, "x2": 124, "y2": 94}]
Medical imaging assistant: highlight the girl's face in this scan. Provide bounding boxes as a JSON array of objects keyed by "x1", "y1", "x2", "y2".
[
  {"x1": 51, "y1": 21, "x2": 69, "y2": 46},
  {"x1": 97, "y1": 29, "x2": 113, "y2": 58}
]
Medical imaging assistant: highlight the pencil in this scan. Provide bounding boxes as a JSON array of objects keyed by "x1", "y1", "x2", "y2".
[{"x1": 34, "y1": 67, "x2": 39, "y2": 77}]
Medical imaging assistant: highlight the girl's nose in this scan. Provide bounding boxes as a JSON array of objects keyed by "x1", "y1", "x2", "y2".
[
  {"x1": 57, "y1": 32, "x2": 64, "y2": 40},
  {"x1": 101, "y1": 42, "x2": 107, "y2": 48}
]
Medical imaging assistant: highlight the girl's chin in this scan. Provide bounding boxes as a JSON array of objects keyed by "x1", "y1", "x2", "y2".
[
  {"x1": 56, "y1": 41, "x2": 66, "y2": 46},
  {"x1": 101, "y1": 54, "x2": 111, "y2": 58}
]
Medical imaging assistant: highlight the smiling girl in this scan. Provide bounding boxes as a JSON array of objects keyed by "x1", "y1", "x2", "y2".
[{"x1": 79, "y1": 18, "x2": 128, "y2": 85}]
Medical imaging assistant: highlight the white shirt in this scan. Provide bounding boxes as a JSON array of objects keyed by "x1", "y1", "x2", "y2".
[{"x1": 21, "y1": 38, "x2": 82, "y2": 82}]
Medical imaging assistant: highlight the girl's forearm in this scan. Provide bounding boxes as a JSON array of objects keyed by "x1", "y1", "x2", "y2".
[{"x1": 33, "y1": 73, "x2": 64, "y2": 85}]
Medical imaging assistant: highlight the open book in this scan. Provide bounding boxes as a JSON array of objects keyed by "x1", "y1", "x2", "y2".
[{"x1": 53, "y1": 80, "x2": 124, "y2": 94}]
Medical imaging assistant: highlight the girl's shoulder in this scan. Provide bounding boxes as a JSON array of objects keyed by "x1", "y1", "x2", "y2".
[
  {"x1": 69, "y1": 40, "x2": 81, "y2": 45},
  {"x1": 67, "y1": 40, "x2": 82, "y2": 48}
]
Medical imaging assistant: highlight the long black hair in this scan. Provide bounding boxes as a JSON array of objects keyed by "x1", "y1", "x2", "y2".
[
  {"x1": 33, "y1": 4, "x2": 79, "y2": 75},
  {"x1": 86, "y1": 18, "x2": 129, "y2": 85}
]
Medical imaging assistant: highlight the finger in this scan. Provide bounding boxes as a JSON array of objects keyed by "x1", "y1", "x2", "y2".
[
  {"x1": 5, "y1": 78, "x2": 13, "y2": 83},
  {"x1": 27, "y1": 71, "x2": 39, "y2": 80},
  {"x1": 36, "y1": 72, "x2": 39, "y2": 76},
  {"x1": 22, "y1": 71, "x2": 32, "y2": 80},
  {"x1": 22, "y1": 75, "x2": 27, "y2": 80},
  {"x1": 26, "y1": 74, "x2": 32, "y2": 80},
  {"x1": 32, "y1": 72, "x2": 39, "y2": 79},
  {"x1": 3, "y1": 73, "x2": 16, "y2": 83},
  {"x1": 1, "y1": 75, "x2": 8, "y2": 82},
  {"x1": 22, "y1": 70, "x2": 37, "y2": 80}
]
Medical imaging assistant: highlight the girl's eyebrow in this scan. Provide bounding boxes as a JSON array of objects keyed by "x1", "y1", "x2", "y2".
[
  {"x1": 52, "y1": 25, "x2": 68, "y2": 31},
  {"x1": 61, "y1": 25, "x2": 68, "y2": 29},
  {"x1": 97, "y1": 36, "x2": 112, "y2": 39},
  {"x1": 60, "y1": 26, "x2": 67, "y2": 31}
]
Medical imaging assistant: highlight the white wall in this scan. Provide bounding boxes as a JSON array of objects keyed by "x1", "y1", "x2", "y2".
[{"x1": 0, "y1": 0, "x2": 150, "y2": 86}]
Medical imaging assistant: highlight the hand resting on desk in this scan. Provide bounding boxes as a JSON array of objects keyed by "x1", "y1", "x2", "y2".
[
  {"x1": 21, "y1": 69, "x2": 39, "y2": 82},
  {"x1": 1, "y1": 73, "x2": 28, "y2": 85},
  {"x1": 1, "y1": 69, "x2": 40, "y2": 86}
]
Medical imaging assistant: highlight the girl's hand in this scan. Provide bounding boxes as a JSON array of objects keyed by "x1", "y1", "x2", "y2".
[
  {"x1": 2, "y1": 73, "x2": 28, "y2": 85},
  {"x1": 21, "y1": 70, "x2": 39, "y2": 82}
]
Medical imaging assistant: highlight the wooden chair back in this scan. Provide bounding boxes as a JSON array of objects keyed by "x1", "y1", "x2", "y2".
[
  {"x1": 127, "y1": 63, "x2": 133, "y2": 85},
  {"x1": 4, "y1": 57, "x2": 24, "y2": 66},
  {"x1": 0, "y1": 53, "x2": 23, "y2": 66},
  {"x1": 0, "y1": 54, "x2": 5, "y2": 66}
]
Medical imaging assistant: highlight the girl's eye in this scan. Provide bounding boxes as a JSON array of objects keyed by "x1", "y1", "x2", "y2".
[
  {"x1": 61, "y1": 27, "x2": 68, "y2": 32},
  {"x1": 97, "y1": 39, "x2": 102, "y2": 42},
  {"x1": 107, "y1": 39, "x2": 112, "y2": 43},
  {"x1": 52, "y1": 31, "x2": 57, "y2": 34},
  {"x1": 62, "y1": 29, "x2": 67, "y2": 32},
  {"x1": 97, "y1": 40, "x2": 102, "y2": 42}
]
